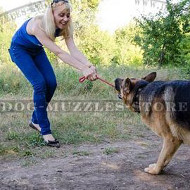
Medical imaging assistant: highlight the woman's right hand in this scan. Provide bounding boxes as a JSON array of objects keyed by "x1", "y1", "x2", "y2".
[{"x1": 82, "y1": 66, "x2": 97, "y2": 80}]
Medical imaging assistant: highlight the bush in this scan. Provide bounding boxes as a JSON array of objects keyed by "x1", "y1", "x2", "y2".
[{"x1": 76, "y1": 25, "x2": 116, "y2": 66}]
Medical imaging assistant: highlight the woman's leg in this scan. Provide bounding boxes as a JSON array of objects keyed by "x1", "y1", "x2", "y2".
[
  {"x1": 31, "y1": 49, "x2": 57, "y2": 124},
  {"x1": 9, "y1": 46, "x2": 51, "y2": 135},
  {"x1": 34, "y1": 49, "x2": 57, "y2": 103}
]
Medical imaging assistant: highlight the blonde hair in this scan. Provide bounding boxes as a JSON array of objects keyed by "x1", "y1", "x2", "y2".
[{"x1": 42, "y1": 1, "x2": 73, "y2": 41}]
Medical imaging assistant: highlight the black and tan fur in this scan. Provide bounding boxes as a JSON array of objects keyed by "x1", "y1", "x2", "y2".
[{"x1": 115, "y1": 72, "x2": 190, "y2": 175}]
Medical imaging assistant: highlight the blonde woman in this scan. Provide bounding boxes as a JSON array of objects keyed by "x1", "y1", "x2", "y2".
[{"x1": 8, "y1": 0, "x2": 97, "y2": 148}]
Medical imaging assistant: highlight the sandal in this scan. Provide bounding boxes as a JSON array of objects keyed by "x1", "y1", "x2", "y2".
[
  {"x1": 29, "y1": 121, "x2": 40, "y2": 133},
  {"x1": 44, "y1": 139, "x2": 60, "y2": 148}
]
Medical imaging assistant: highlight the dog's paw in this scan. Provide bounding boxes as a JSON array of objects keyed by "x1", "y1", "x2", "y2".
[{"x1": 144, "y1": 163, "x2": 160, "y2": 175}]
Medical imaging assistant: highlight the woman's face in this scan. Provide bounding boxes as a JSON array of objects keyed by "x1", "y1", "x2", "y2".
[{"x1": 53, "y1": 4, "x2": 71, "y2": 29}]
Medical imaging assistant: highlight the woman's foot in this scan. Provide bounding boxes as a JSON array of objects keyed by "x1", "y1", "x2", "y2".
[
  {"x1": 29, "y1": 121, "x2": 41, "y2": 132},
  {"x1": 43, "y1": 134, "x2": 60, "y2": 148},
  {"x1": 43, "y1": 134, "x2": 55, "y2": 141}
]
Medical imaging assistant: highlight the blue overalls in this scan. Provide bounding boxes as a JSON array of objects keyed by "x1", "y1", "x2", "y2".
[{"x1": 8, "y1": 18, "x2": 57, "y2": 135}]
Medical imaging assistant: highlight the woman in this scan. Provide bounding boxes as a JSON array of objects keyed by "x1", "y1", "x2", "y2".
[{"x1": 8, "y1": 0, "x2": 97, "y2": 148}]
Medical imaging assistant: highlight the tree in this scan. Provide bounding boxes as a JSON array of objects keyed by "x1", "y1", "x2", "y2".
[
  {"x1": 114, "y1": 23, "x2": 143, "y2": 66},
  {"x1": 134, "y1": 0, "x2": 190, "y2": 67}
]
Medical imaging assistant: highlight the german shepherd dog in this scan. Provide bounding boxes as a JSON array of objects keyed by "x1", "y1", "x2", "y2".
[{"x1": 115, "y1": 72, "x2": 190, "y2": 175}]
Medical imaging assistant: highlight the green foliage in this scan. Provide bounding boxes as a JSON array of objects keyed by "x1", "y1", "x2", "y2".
[
  {"x1": 114, "y1": 23, "x2": 143, "y2": 66},
  {"x1": 71, "y1": 0, "x2": 99, "y2": 31},
  {"x1": 180, "y1": 32, "x2": 190, "y2": 64},
  {"x1": 179, "y1": 7, "x2": 190, "y2": 67},
  {"x1": 71, "y1": 0, "x2": 100, "y2": 10},
  {"x1": 0, "y1": 21, "x2": 16, "y2": 66},
  {"x1": 76, "y1": 25, "x2": 116, "y2": 65},
  {"x1": 134, "y1": 0, "x2": 190, "y2": 66},
  {"x1": 44, "y1": 48, "x2": 58, "y2": 65}
]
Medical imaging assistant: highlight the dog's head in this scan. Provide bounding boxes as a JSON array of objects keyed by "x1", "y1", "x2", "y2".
[{"x1": 114, "y1": 72, "x2": 157, "y2": 110}]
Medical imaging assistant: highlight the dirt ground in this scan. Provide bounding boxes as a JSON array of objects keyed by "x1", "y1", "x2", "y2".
[{"x1": 1, "y1": 132, "x2": 190, "y2": 190}]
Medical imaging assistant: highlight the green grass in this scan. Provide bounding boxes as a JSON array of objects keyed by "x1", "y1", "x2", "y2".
[
  {"x1": 0, "y1": 64, "x2": 186, "y2": 98},
  {"x1": 103, "y1": 147, "x2": 119, "y2": 155},
  {"x1": 72, "y1": 150, "x2": 90, "y2": 156},
  {"x1": 0, "y1": 65, "x2": 186, "y2": 160}
]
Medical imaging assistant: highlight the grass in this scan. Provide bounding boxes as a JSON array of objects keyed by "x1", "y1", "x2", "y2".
[
  {"x1": 0, "y1": 65, "x2": 186, "y2": 161},
  {"x1": 103, "y1": 147, "x2": 119, "y2": 155},
  {"x1": 72, "y1": 150, "x2": 90, "y2": 156},
  {"x1": 0, "y1": 64, "x2": 186, "y2": 98}
]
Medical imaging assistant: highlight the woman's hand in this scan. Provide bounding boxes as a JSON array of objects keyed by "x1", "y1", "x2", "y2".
[
  {"x1": 82, "y1": 65, "x2": 97, "y2": 81},
  {"x1": 87, "y1": 65, "x2": 97, "y2": 81}
]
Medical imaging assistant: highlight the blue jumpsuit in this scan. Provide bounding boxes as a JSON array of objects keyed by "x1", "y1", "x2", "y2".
[{"x1": 9, "y1": 18, "x2": 57, "y2": 135}]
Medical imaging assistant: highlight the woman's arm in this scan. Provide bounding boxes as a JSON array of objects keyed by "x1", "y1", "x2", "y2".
[
  {"x1": 65, "y1": 36, "x2": 97, "y2": 79},
  {"x1": 65, "y1": 36, "x2": 92, "y2": 67},
  {"x1": 33, "y1": 28, "x2": 85, "y2": 70},
  {"x1": 32, "y1": 23, "x2": 95, "y2": 78}
]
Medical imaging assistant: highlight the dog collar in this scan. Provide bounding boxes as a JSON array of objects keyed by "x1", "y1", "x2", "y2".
[{"x1": 132, "y1": 81, "x2": 149, "y2": 113}]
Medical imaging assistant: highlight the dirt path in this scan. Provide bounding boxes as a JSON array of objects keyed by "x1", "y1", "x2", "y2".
[{"x1": 1, "y1": 133, "x2": 190, "y2": 190}]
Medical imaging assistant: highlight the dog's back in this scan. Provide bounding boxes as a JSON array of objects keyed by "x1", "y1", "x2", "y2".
[{"x1": 140, "y1": 80, "x2": 190, "y2": 143}]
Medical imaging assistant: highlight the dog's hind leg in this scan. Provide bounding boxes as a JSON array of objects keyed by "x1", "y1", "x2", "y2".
[{"x1": 144, "y1": 136, "x2": 182, "y2": 175}]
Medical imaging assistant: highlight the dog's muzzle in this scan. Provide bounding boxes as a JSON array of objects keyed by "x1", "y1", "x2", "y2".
[{"x1": 114, "y1": 78, "x2": 123, "y2": 100}]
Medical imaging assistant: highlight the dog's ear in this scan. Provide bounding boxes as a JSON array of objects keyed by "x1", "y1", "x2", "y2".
[
  {"x1": 142, "y1": 72, "x2": 156, "y2": 82},
  {"x1": 124, "y1": 78, "x2": 132, "y2": 93}
]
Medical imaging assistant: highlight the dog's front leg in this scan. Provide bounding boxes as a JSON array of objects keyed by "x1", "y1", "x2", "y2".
[{"x1": 144, "y1": 136, "x2": 182, "y2": 175}]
